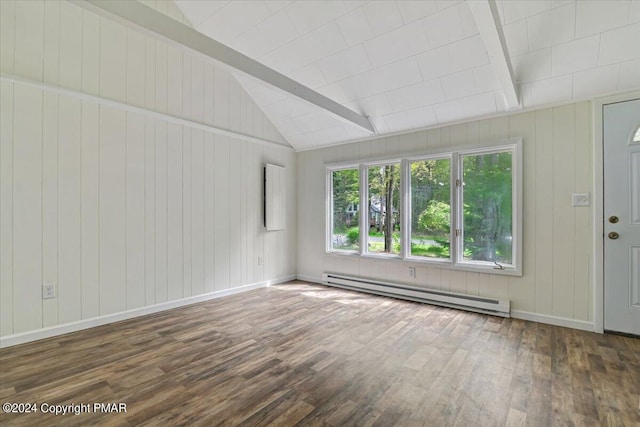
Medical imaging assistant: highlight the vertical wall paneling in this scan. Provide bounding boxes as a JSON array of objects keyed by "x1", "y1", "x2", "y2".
[
  {"x1": 214, "y1": 137, "x2": 230, "y2": 290},
  {"x1": 43, "y1": 0, "x2": 60, "y2": 86},
  {"x1": 58, "y1": 97, "x2": 82, "y2": 324},
  {"x1": 0, "y1": 0, "x2": 16, "y2": 74},
  {"x1": 59, "y1": 1, "x2": 82, "y2": 90},
  {"x1": 508, "y1": 111, "x2": 537, "y2": 312},
  {"x1": 14, "y1": 1, "x2": 44, "y2": 81},
  {"x1": 167, "y1": 46, "x2": 182, "y2": 117},
  {"x1": 229, "y1": 142, "x2": 241, "y2": 287},
  {"x1": 155, "y1": 121, "x2": 168, "y2": 303},
  {"x1": 155, "y1": 41, "x2": 168, "y2": 114},
  {"x1": 81, "y1": 101, "x2": 100, "y2": 319},
  {"x1": 182, "y1": 126, "x2": 192, "y2": 297},
  {"x1": 240, "y1": 140, "x2": 248, "y2": 286},
  {"x1": 182, "y1": 55, "x2": 191, "y2": 119},
  {"x1": 573, "y1": 103, "x2": 591, "y2": 320},
  {"x1": 191, "y1": 130, "x2": 204, "y2": 295},
  {"x1": 167, "y1": 123, "x2": 183, "y2": 301},
  {"x1": 203, "y1": 133, "x2": 215, "y2": 293},
  {"x1": 551, "y1": 105, "x2": 576, "y2": 319},
  {"x1": 99, "y1": 20, "x2": 126, "y2": 101},
  {"x1": 190, "y1": 59, "x2": 204, "y2": 123},
  {"x1": 2, "y1": 0, "x2": 297, "y2": 340},
  {"x1": 0, "y1": 82, "x2": 14, "y2": 335},
  {"x1": 42, "y1": 1, "x2": 59, "y2": 328},
  {"x1": 534, "y1": 109, "x2": 554, "y2": 314},
  {"x1": 126, "y1": 112, "x2": 145, "y2": 310},
  {"x1": 144, "y1": 36, "x2": 156, "y2": 111},
  {"x1": 99, "y1": 108, "x2": 127, "y2": 315},
  {"x1": 81, "y1": 10, "x2": 100, "y2": 96},
  {"x1": 13, "y1": 86, "x2": 43, "y2": 333},
  {"x1": 126, "y1": 29, "x2": 146, "y2": 107},
  {"x1": 144, "y1": 116, "x2": 156, "y2": 306}
]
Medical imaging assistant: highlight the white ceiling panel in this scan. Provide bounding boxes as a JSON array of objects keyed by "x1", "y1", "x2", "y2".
[
  {"x1": 173, "y1": 0, "x2": 640, "y2": 151},
  {"x1": 575, "y1": 0, "x2": 631, "y2": 38},
  {"x1": 551, "y1": 35, "x2": 599, "y2": 76},
  {"x1": 526, "y1": 2, "x2": 575, "y2": 51},
  {"x1": 318, "y1": 45, "x2": 373, "y2": 84},
  {"x1": 363, "y1": 20, "x2": 430, "y2": 67},
  {"x1": 397, "y1": 0, "x2": 439, "y2": 24}
]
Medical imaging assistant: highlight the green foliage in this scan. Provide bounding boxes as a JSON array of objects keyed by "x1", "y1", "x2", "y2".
[
  {"x1": 417, "y1": 201, "x2": 450, "y2": 235},
  {"x1": 346, "y1": 227, "x2": 359, "y2": 245}
]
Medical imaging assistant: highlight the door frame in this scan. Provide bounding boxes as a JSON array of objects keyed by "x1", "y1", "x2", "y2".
[{"x1": 593, "y1": 90, "x2": 640, "y2": 333}]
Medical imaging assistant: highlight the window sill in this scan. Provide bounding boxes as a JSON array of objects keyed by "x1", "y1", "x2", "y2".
[{"x1": 326, "y1": 252, "x2": 522, "y2": 276}]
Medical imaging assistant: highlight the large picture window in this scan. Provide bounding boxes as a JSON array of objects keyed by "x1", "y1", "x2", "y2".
[{"x1": 326, "y1": 140, "x2": 522, "y2": 275}]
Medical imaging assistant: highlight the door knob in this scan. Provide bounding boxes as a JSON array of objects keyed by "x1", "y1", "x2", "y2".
[
  {"x1": 608, "y1": 216, "x2": 619, "y2": 223},
  {"x1": 608, "y1": 232, "x2": 619, "y2": 240}
]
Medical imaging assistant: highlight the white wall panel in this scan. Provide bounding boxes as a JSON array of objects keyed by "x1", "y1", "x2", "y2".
[
  {"x1": 191, "y1": 130, "x2": 205, "y2": 296},
  {"x1": 1, "y1": 0, "x2": 295, "y2": 341},
  {"x1": 182, "y1": 127, "x2": 192, "y2": 297},
  {"x1": 43, "y1": 1, "x2": 60, "y2": 86},
  {"x1": 42, "y1": 93, "x2": 58, "y2": 328},
  {"x1": 167, "y1": 123, "x2": 183, "y2": 301},
  {"x1": 126, "y1": 112, "x2": 146, "y2": 310},
  {"x1": 12, "y1": 86, "x2": 43, "y2": 333},
  {"x1": 81, "y1": 102, "x2": 100, "y2": 319},
  {"x1": 0, "y1": 82, "x2": 14, "y2": 336},
  {"x1": 58, "y1": 97, "x2": 82, "y2": 324},
  {"x1": 99, "y1": 108, "x2": 127, "y2": 315},
  {"x1": 214, "y1": 137, "x2": 231, "y2": 290},
  {"x1": 14, "y1": 1, "x2": 44, "y2": 81},
  {"x1": 0, "y1": 1, "x2": 16, "y2": 74}
]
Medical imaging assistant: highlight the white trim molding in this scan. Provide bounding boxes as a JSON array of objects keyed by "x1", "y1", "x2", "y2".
[
  {"x1": 0, "y1": 275, "x2": 296, "y2": 349},
  {"x1": 510, "y1": 310, "x2": 595, "y2": 332},
  {"x1": 0, "y1": 73, "x2": 294, "y2": 152}
]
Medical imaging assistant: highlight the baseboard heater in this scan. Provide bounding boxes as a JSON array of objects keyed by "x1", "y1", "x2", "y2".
[{"x1": 322, "y1": 273, "x2": 510, "y2": 318}]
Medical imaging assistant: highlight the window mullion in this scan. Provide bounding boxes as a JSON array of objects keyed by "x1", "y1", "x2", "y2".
[
  {"x1": 359, "y1": 164, "x2": 367, "y2": 256},
  {"x1": 452, "y1": 153, "x2": 461, "y2": 265},
  {"x1": 400, "y1": 159, "x2": 410, "y2": 259}
]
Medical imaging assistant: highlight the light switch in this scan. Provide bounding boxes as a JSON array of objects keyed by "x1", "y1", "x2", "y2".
[{"x1": 572, "y1": 193, "x2": 590, "y2": 207}]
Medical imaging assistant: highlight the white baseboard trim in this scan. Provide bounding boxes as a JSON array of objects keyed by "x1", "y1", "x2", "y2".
[
  {"x1": 510, "y1": 310, "x2": 595, "y2": 332},
  {"x1": 295, "y1": 274, "x2": 323, "y2": 284},
  {"x1": 0, "y1": 275, "x2": 296, "y2": 349}
]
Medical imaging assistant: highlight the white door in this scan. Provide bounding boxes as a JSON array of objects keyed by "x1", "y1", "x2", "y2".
[{"x1": 604, "y1": 98, "x2": 640, "y2": 335}]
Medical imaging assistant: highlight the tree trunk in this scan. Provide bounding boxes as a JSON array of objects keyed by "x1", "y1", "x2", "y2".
[{"x1": 384, "y1": 167, "x2": 394, "y2": 252}]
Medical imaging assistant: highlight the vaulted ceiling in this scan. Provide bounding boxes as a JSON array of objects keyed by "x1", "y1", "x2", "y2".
[{"x1": 175, "y1": 0, "x2": 640, "y2": 151}]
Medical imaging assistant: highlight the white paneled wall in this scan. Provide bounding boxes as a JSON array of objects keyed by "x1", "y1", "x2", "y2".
[
  {"x1": 297, "y1": 103, "x2": 594, "y2": 325},
  {"x1": 0, "y1": 0, "x2": 296, "y2": 338}
]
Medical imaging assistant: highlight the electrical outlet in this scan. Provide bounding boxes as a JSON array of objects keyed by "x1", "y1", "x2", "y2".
[
  {"x1": 257, "y1": 256, "x2": 263, "y2": 266},
  {"x1": 572, "y1": 193, "x2": 590, "y2": 207},
  {"x1": 43, "y1": 283, "x2": 56, "y2": 299},
  {"x1": 408, "y1": 267, "x2": 415, "y2": 278}
]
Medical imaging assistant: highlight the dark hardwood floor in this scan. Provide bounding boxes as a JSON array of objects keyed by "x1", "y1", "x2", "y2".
[{"x1": 1, "y1": 281, "x2": 639, "y2": 426}]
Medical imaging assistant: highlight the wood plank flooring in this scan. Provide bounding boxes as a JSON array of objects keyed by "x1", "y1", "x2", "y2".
[{"x1": 1, "y1": 281, "x2": 639, "y2": 426}]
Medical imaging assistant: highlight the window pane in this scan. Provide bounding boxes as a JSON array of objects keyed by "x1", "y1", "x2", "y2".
[
  {"x1": 462, "y1": 151, "x2": 513, "y2": 264},
  {"x1": 331, "y1": 169, "x2": 360, "y2": 251},
  {"x1": 367, "y1": 164, "x2": 400, "y2": 254},
  {"x1": 410, "y1": 159, "x2": 451, "y2": 259}
]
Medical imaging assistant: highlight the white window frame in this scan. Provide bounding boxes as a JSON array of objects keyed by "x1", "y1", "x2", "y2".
[
  {"x1": 325, "y1": 138, "x2": 523, "y2": 276},
  {"x1": 362, "y1": 159, "x2": 402, "y2": 259},
  {"x1": 326, "y1": 164, "x2": 361, "y2": 254}
]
